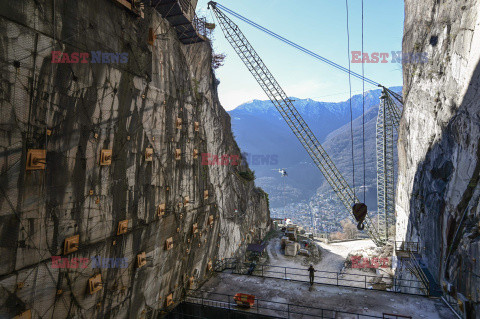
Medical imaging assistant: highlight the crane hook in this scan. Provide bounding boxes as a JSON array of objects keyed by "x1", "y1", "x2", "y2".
[{"x1": 352, "y1": 203, "x2": 368, "y2": 231}]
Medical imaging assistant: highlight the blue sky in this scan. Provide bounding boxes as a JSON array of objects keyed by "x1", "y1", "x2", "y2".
[{"x1": 196, "y1": 0, "x2": 404, "y2": 111}]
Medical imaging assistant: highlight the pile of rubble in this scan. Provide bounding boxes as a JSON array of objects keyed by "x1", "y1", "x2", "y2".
[
  {"x1": 276, "y1": 223, "x2": 321, "y2": 265},
  {"x1": 343, "y1": 243, "x2": 394, "y2": 289}
]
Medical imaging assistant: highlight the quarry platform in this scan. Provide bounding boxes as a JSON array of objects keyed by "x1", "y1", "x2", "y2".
[
  {"x1": 152, "y1": 0, "x2": 207, "y2": 44},
  {"x1": 194, "y1": 272, "x2": 453, "y2": 318}
]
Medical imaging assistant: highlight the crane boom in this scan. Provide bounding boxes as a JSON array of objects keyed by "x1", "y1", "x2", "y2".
[
  {"x1": 376, "y1": 88, "x2": 402, "y2": 241},
  {"x1": 208, "y1": 2, "x2": 384, "y2": 246},
  {"x1": 383, "y1": 88, "x2": 402, "y2": 129}
]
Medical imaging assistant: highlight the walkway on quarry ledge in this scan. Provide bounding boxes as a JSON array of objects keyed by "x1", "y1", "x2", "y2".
[{"x1": 199, "y1": 273, "x2": 453, "y2": 318}]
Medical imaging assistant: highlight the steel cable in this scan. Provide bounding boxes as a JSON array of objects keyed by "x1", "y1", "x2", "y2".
[
  {"x1": 361, "y1": 0, "x2": 366, "y2": 202},
  {"x1": 345, "y1": 0, "x2": 356, "y2": 199},
  {"x1": 215, "y1": 3, "x2": 380, "y2": 87}
]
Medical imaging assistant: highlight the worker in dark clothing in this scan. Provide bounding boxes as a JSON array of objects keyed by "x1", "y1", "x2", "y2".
[
  {"x1": 308, "y1": 264, "x2": 316, "y2": 285},
  {"x1": 247, "y1": 261, "x2": 256, "y2": 275}
]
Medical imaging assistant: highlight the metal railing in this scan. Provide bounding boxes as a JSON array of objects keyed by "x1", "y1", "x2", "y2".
[
  {"x1": 184, "y1": 290, "x2": 396, "y2": 319},
  {"x1": 393, "y1": 241, "x2": 431, "y2": 296},
  {"x1": 405, "y1": 251, "x2": 430, "y2": 295},
  {"x1": 214, "y1": 258, "x2": 237, "y2": 272},
  {"x1": 153, "y1": 0, "x2": 212, "y2": 41},
  {"x1": 193, "y1": 16, "x2": 213, "y2": 39},
  {"x1": 396, "y1": 260, "x2": 429, "y2": 296},
  {"x1": 441, "y1": 295, "x2": 464, "y2": 319},
  {"x1": 394, "y1": 241, "x2": 419, "y2": 254},
  {"x1": 178, "y1": 0, "x2": 213, "y2": 39},
  {"x1": 215, "y1": 261, "x2": 427, "y2": 296}
]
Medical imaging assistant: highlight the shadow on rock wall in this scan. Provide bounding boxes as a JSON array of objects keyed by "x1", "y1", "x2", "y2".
[{"x1": 404, "y1": 59, "x2": 480, "y2": 318}]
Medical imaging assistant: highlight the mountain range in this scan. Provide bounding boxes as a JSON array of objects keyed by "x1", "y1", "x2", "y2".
[{"x1": 228, "y1": 86, "x2": 402, "y2": 217}]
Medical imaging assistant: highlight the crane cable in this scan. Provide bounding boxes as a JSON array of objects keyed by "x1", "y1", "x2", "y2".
[
  {"x1": 345, "y1": 0, "x2": 356, "y2": 199},
  {"x1": 361, "y1": 0, "x2": 366, "y2": 202},
  {"x1": 214, "y1": 1, "x2": 384, "y2": 203},
  {"x1": 213, "y1": 3, "x2": 380, "y2": 87}
]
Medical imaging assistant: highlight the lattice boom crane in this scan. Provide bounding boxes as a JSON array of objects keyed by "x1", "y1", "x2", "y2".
[
  {"x1": 376, "y1": 87, "x2": 402, "y2": 241},
  {"x1": 208, "y1": 2, "x2": 384, "y2": 246}
]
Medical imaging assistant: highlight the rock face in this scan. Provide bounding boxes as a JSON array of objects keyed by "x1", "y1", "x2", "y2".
[
  {"x1": 0, "y1": 1, "x2": 270, "y2": 318},
  {"x1": 397, "y1": 0, "x2": 479, "y2": 316}
]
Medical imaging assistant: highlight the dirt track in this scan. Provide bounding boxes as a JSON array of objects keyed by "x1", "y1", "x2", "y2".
[{"x1": 267, "y1": 237, "x2": 375, "y2": 272}]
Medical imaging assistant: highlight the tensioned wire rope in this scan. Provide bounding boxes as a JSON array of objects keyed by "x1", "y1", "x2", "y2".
[
  {"x1": 361, "y1": 0, "x2": 367, "y2": 202},
  {"x1": 215, "y1": 3, "x2": 369, "y2": 204},
  {"x1": 345, "y1": 0, "x2": 356, "y2": 198},
  {"x1": 213, "y1": 2, "x2": 391, "y2": 204},
  {"x1": 213, "y1": 3, "x2": 380, "y2": 87}
]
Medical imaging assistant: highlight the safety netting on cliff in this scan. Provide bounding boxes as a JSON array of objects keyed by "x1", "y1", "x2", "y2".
[{"x1": 0, "y1": 1, "x2": 224, "y2": 318}]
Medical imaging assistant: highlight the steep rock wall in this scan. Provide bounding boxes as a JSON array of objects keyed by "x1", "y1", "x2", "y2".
[
  {"x1": 0, "y1": 0, "x2": 270, "y2": 318},
  {"x1": 397, "y1": 0, "x2": 480, "y2": 316}
]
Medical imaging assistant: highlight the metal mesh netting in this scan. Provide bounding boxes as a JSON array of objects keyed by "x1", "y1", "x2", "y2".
[{"x1": 0, "y1": 1, "x2": 224, "y2": 318}]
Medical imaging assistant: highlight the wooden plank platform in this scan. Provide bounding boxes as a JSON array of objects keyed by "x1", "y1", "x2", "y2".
[{"x1": 151, "y1": 0, "x2": 206, "y2": 44}]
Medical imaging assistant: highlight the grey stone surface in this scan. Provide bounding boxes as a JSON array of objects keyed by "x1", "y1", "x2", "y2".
[
  {"x1": 0, "y1": 1, "x2": 270, "y2": 318},
  {"x1": 397, "y1": 0, "x2": 480, "y2": 316}
]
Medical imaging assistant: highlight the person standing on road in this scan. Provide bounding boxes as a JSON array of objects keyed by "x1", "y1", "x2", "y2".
[{"x1": 308, "y1": 264, "x2": 316, "y2": 285}]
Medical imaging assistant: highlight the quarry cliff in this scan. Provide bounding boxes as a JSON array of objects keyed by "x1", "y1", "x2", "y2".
[
  {"x1": 397, "y1": 0, "x2": 480, "y2": 316},
  {"x1": 0, "y1": 1, "x2": 270, "y2": 318}
]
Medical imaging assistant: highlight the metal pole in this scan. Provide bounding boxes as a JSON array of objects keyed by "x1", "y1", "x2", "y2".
[
  {"x1": 287, "y1": 304, "x2": 290, "y2": 319},
  {"x1": 383, "y1": 101, "x2": 388, "y2": 240}
]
